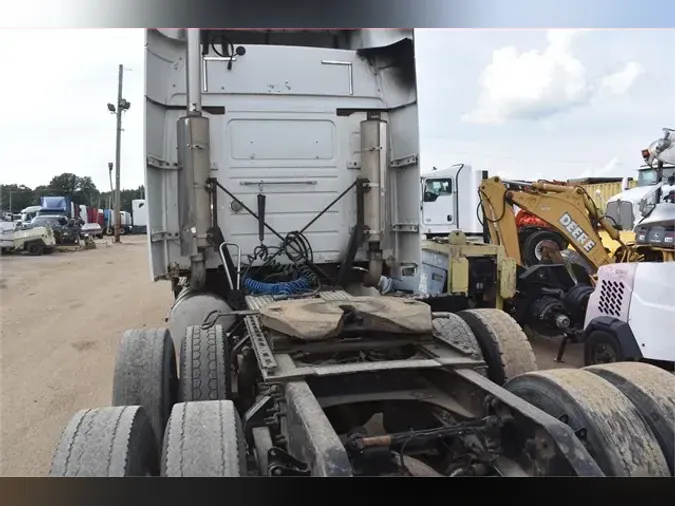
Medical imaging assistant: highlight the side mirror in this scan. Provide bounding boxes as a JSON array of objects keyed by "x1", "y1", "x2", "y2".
[{"x1": 621, "y1": 176, "x2": 630, "y2": 191}]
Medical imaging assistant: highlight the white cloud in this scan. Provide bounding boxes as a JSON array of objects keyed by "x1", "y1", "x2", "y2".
[
  {"x1": 601, "y1": 62, "x2": 644, "y2": 95},
  {"x1": 577, "y1": 156, "x2": 622, "y2": 178},
  {"x1": 463, "y1": 30, "x2": 644, "y2": 125}
]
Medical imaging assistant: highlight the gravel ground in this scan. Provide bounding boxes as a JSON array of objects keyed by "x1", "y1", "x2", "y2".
[{"x1": 0, "y1": 236, "x2": 583, "y2": 476}]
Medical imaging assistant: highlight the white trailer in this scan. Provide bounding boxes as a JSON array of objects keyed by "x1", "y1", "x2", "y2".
[{"x1": 131, "y1": 199, "x2": 148, "y2": 234}]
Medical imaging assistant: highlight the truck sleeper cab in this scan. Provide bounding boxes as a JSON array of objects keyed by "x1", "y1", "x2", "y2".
[{"x1": 145, "y1": 29, "x2": 422, "y2": 324}]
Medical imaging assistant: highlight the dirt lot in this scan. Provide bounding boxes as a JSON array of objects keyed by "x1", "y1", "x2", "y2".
[
  {"x1": 0, "y1": 236, "x2": 583, "y2": 476},
  {"x1": 0, "y1": 236, "x2": 173, "y2": 476}
]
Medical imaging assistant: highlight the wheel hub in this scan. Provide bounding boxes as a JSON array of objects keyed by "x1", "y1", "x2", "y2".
[{"x1": 592, "y1": 343, "x2": 617, "y2": 364}]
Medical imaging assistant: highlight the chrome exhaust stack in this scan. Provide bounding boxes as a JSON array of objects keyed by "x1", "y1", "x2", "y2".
[
  {"x1": 177, "y1": 29, "x2": 212, "y2": 289},
  {"x1": 360, "y1": 112, "x2": 388, "y2": 287}
]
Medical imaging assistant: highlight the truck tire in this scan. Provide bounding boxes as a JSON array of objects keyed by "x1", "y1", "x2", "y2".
[
  {"x1": 505, "y1": 369, "x2": 670, "y2": 477},
  {"x1": 162, "y1": 400, "x2": 247, "y2": 477},
  {"x1": 583, "y1": 330, "x2": 625, "y2": 365},
  {"x1": 112, "y1": 328, "x2": 178, "y2": 449},
  {"x1": 50, "y1": 406, "x2": 159, "y2": 476},
  {"x1": 432, "y1": 315, "x2": 487, "y2": 376},
  {"x1": 26, "y1": 240, "x2": 45, "y2": 256},
  {"x1": 584, "y1": 362, "x2": 675, "y2": 475},
  {"x1": 457, "y1": 309, "x2": 537, "y2": 385},
  {"x1": 522, "y1": 229, "x2": 567, "y2": 266},
  {"x1": 179, "y1": 325, "x2": 229, "y2": 402}
]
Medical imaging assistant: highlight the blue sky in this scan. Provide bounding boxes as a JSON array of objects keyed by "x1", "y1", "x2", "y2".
[{"x1": 0, "y1": 29, "x2": 673, "y2": 189}]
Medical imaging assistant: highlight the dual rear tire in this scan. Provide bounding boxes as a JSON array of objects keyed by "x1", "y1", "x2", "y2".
[
  {"x1": 432, "y1": 310, "x2": 674, "y2": 477},
  {"x1": 505, "y1": 363, "x2": 675, "y2": 477},
  {"x1": 50, "y1": 315, "x2": 674, "y2": 477},
  {"x1": 50, "y1": 325, "x2": 243, "y2": 477}
]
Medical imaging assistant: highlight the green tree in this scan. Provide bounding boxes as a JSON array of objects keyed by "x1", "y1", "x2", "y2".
[
  {"x1": 0, "y1": 184, "x2": 36, "y2": 212},
  {"x1": 48, "y1": 173, "x2": 80, "y2": 197},
  {"x1": 33, "y1": 185, "x2": 53, "y2": 200},
  {"x1": 75, "y1": 176, "x2": 100, "y2": 207},
  {"x1": 3, "y1": 175, "x2": 140, "y2": 213},
  {"x1": 99, "y1": 185, "x2": 144, "y2": 212},
  {"x1": 46, "y1": 173, "x2": 100, "y2": 207}
]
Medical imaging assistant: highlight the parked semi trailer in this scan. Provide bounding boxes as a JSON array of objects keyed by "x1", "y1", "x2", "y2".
[
  {"x1": 103, "y1": 208, "x2": 133, "y2": 235},
  {"x1": 132, "y1": 199, "x2": 148, "y2": 234},
  {"x1": 50, "y1": 29, "x2": 674, "y2": 478},
  {"x1": 567, "y1": 177, "x2": 636, "y2": 210}
]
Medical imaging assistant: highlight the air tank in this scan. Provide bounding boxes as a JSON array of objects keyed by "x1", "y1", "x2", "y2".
[{"x1": 166, "y1": 288, "x2": 235, "y2": 352}]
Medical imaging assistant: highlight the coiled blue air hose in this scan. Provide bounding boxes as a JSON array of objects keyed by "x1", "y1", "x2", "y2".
[{"x1": 244, "y1": 276, "x2": 311, "y2": 296}]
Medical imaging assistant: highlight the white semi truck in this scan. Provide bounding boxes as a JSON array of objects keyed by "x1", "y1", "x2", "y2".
[
  {"x1": 606, "y1": 128, "x2": 675, "y2": 234},
  {"x1": 49, "y1": 29, "x2": 674, "y2": 478},
  {"x1": 420, "y1": 164, "x2": 485, "y2": 238},
  {"x1": 420, "y1": 165, "x2": 571, "y2": 265}
]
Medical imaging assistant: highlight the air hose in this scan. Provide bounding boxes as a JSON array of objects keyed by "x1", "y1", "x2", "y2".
[
  {"x1": 244, "y1": 276, "x2": 311, "y2": 296},
  {"x1": 242, "y1": 231, "x2": 317, "y2": 296}
]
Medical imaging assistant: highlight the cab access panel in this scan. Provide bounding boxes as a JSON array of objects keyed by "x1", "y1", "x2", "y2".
[{"x1": 144, "y1": 29, "x2": 422, "y2": 282}]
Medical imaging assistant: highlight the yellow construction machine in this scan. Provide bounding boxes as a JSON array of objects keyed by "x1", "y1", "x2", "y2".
[
  {"x1": 473, "y1": 176, "x2": 673, "y2": 360},
  {"x1": 479, "y1": 176, "x2": 674, "y2": 273}
]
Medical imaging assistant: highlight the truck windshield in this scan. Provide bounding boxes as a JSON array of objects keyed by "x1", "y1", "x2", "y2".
[
  {"x1": 31, "y1": 216, "x2": 66, "y2": 226},
  {"x1": 637, "y1": 167, "x2": 675, "y2": 187}
]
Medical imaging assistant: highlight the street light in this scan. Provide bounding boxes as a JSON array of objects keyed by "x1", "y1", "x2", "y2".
[{"x1": 107, "y1": 100, "x2": 131, "y2": 115}]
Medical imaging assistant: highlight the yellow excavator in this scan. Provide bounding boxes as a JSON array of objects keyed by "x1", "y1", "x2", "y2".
[
  {"x1": 479, "y1": 176, "x2": 674, "y2": 273},
  {"x1": 476, "y1": 175, "x2": 673, "y2": 361}
]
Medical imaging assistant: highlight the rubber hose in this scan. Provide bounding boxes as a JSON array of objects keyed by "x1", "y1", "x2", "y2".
[{"x1": 244, "y1": 277, "x2": 311, "y2": 296}]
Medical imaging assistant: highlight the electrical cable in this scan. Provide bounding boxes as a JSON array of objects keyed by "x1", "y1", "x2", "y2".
[
  {"x1": 209, "y1": 33, "x2": 236, "y2": 70},
  {"x1": 398, "y1": 431, "x2": 418, "y2": 474}
]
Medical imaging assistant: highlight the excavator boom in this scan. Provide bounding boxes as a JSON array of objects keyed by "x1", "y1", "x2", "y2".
[{"x1": 479, "y1": 177, "x2": 627, "y2": 271}]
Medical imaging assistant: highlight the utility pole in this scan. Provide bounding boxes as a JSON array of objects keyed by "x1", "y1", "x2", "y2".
[
  {"x1": 114, "y1": 64, "x2": 123, "y2": 243},
  {"x1": 107, "y1": 64, "x2": 131, "y2": 243},
  {"x1": 108, "y1": 162, "x2": 114, "y2": 210}
]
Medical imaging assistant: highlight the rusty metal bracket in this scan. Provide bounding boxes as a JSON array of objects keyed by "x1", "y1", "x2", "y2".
[{"x1": 267, "y1": 447, "x2": 311, "y2": 476}]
